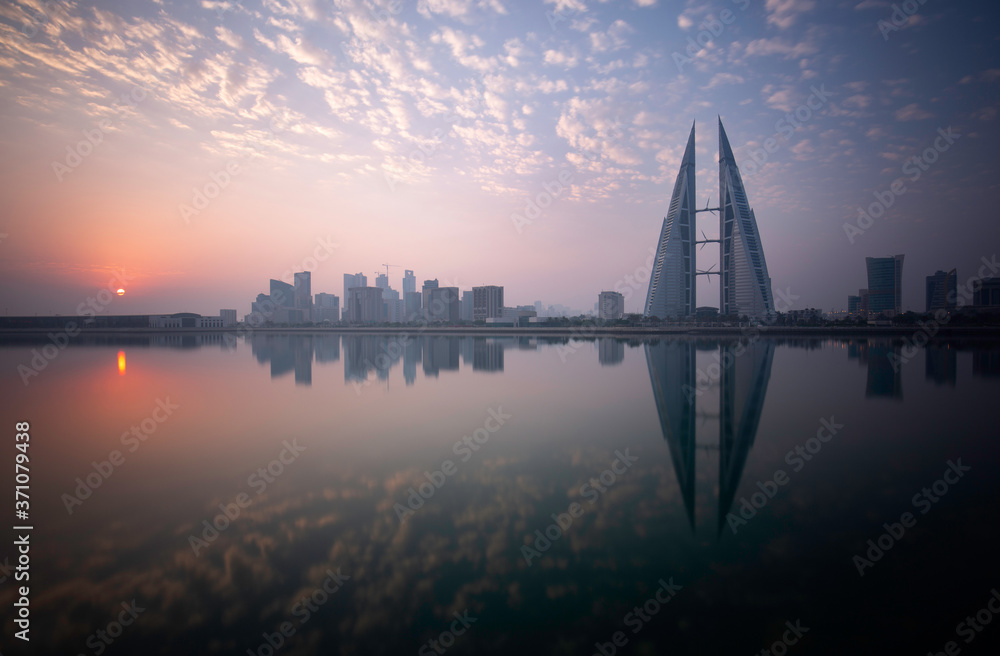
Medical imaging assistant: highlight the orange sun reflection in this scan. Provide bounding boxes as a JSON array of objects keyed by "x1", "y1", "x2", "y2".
[{"x1": 117, "y1": 351, "x2": 126, "y2": 375}]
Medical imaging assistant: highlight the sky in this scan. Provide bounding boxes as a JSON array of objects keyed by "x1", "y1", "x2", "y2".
[{"x1": 0, "y1": 0, "x2": 998, "y2": 317}]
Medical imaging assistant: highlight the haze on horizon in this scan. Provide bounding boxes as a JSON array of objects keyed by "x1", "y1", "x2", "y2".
[{"x1": 0, "y1": 0, "x2": 998, "y2": 318}]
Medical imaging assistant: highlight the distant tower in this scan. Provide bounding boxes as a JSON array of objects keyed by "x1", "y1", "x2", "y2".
[
  {"x1": 719, "y1": 118, "x2": 775, "y2": 318},
  {"x1": 294, "y1": 271, "x2": 312, "y2": 321},
  {"x1": 403, "y1": 270, "x2": 416, "y2": 296},
  {"x1": 866, "y1": 255, "x2": 904, "y2": 316},
  {"x1": 645, "y1": 122, "x2": 696, "y2": 319}
]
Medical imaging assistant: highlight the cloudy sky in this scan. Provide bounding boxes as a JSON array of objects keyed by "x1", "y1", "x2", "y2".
[{"x1": 0, "y1": 0, "x2": 997, "y2": 316}]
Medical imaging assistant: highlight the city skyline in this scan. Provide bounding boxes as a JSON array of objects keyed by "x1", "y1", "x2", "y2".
[{"x1": 1, "y1": 2, "x2": 998, "y2": 317}]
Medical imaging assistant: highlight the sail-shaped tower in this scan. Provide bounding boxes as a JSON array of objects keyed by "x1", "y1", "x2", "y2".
[
  {"x1": 644, "y1": 123, "x2": 697, "y2": 319},
  {"x1": 718, "y1": 119, "x2": 775, "y2": 318}
]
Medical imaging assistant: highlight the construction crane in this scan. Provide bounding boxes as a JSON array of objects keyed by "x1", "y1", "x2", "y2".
[{"x1": 381, "y1": 263, "x2": 401, "y2": 278}]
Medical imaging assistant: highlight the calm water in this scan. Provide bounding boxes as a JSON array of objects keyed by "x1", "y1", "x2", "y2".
[{"x1": 2, "y1": 332, "x2": 1000, "y2": 655}]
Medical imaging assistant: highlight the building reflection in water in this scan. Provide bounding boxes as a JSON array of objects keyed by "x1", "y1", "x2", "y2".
[
  {"x1": 645, "y1": 338, "x2": 774, "y2": 535},
  {"x1": 598, "y1": 338, "x2": 625, "y2": 367},
  {"x1": 847, "y1": 340, "x2": 903, "y2": 399},
  {"x1": 250, "y1": 334, "x2": 342, "y2": 386},
  {"x1": 925, "y1": 344, "x2": 957, "y2": 386}
]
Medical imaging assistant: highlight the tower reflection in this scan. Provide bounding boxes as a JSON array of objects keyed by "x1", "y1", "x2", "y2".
[{"x1": 645, "y1": 338, "x2": 774, "y2": 535}]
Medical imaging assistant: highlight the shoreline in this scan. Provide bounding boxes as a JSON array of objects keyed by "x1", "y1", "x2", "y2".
[{"x1": 2, "y1": 325, "x2": 1000, "y2": 337}]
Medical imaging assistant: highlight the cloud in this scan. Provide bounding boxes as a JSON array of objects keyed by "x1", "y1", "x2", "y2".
[
  {"x1": 894, "y1": 103, "x2": 934, "y2": 121},
  {"x1": 764, "y1": 0, "x2": 817, "y2": 29}
]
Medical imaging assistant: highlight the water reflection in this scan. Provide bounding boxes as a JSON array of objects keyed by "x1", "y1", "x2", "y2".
[
  {"x1": 3, "y1": 331, "x2": 1000, "y2": 655},
  {"x1": 847, "y1": 340, "x2": 903, "y2": 399},
  {"x1": 645, "y1": 338, "x2": 774, "y2": 534}
]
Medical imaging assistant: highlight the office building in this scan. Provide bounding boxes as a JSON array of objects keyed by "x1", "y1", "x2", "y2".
[
  {"x1": 376, "y1": 273, "x2": 389, "y2": 290},
  {"x1": 343, "y1": 273, "x2": 367, "y2": 322},
  {"x1": 598, "y1": 291, "x2": 625, "y2": 320},
  {"x1": 847, "y1": 295, "x2": 861, "y2": 315},
  {"x1": 428, "y1": 287, "x2": 460, "y2": 322},
  {"x1": 294, "y1": 271, "x2": 312, "y2": 321},
  {"x1": 473, "y1": 285, "x2": 504, "y2": 321},
  {"x1": 382, "y1": 287, "x2": 401, "y2": 323},
  {"x1": 866, "y1": 255, "x2": 904, "y2": 316},
  {"x1": 347, "y1": 286, "x2": 384, "y2": 324},
  {"x1": 926, "y1": 269, "x2": 957, "y2": 312},
  {"x1": 422, "y1": 279, "x2": 439, "y2": 313},
  {"x1": 220, "y1": 309, "x2": 237, "y2": 326},
  {"x1": 404, "y1": 291, "x2": 422, "y2": 321},
  {"x1": 403, "y1": 269, "x2": 416, "y2": 296},
  {"x1": 973, "y1": 277, "x2": 1000, "y2": 309},
  {"x1": 314, "y1": 293, "x2": 339, "y2": 322},
  {"x1": 461, "y1": 290, "x2": 474, "y2": 321}
]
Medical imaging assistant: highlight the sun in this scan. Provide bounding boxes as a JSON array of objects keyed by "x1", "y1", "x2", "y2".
[{"x1": 116, "y1": 288, "x2": 125, "y2": 296}]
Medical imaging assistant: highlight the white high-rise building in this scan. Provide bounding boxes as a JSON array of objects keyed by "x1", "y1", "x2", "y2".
[{"x1": 598, "y1": 291, "x2": 625, "y2": 320}]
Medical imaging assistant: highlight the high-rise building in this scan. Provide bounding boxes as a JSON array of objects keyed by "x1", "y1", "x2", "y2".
[
  {"x1": 859, "y1": 289, "x2": 870, "y2": 315},
  {"x1": 347, "y1": 286, "x2": 383, "y2": 324},
  {"x1": 847, "y1": 295, "x2": 861, "y2": 315},
  {"x1": 926, "y1": 269, "x2": 957, "y2": 312},
  {"x1": 270, "y1": 279, "x2": 294, "y2": 308},
  {"x1": 428, "y1": 287, "x2": 460, "y2": 322},
  {"x1": 422, "y1": 279, "x2": 439, "y2": 312},
  {"x1": 719, "y1": 120, "x2": 774, "y2": 318},
  {"x1": 866, "y1": 255, "x2": 904, "y2": 316},
  {"x1": 375, "y1": 273, "x2": 389, "y2": 290},
  {"x1": 645, "y1": 123, "x2": 696, "y2": 319},
  {"x1": 644, "y1": 120, "x2": 774, "y2": 320},
  {"x1": 973, "y1": 277, "x2": 1000, "y2": 308},
  {"x1": 382, "y1": 287, "x2": 401, "y2": 322},
  {"x1": 598, "y1": 291, "x2": 625, "y2": 320},
  {"x1": 473, "y1": 285, "x2": 504, "y2": 321},
  {"x1": 294, "y1": 272, "x2": 312, "y2": 321},
  {"x1": 343, "y1": 273, "x2": 367, "y2": 322},
  {"x1": 403, "y1": 270, "x2": 416, "y2": 296},
  {"x1": 404, "y1": 292, "x2": 422, "y2": 321},
  {"x1": 461, "y1": 290, "x2": 473, "y2": 321},
  {"x1": 314, "y1": 293, "x2": 339, "y2": 322}
]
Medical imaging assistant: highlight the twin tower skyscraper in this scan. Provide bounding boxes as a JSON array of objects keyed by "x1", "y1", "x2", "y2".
[{"x1": 644, "y1": 119, "x2": 775, "y2": 320}]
